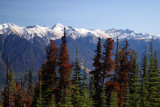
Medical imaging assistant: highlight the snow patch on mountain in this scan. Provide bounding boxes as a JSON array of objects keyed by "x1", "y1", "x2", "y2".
[{"x1": 0, "y1": 23, "x2": 24, "y2": 35}]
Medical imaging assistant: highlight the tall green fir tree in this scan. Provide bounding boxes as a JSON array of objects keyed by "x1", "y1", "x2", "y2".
[
  {"x1": 89, "y1": 75, "x2": 96, "y2": 106},
  {"x1": 10, "y1": 67, "x2": 16, "y2": 93},
  {"x1": 129, "y1": 53, "x2": 141, "y2": 107},
  {"x1": 72, "y1": 47, "x2": 83, "y2": 106},
  {"x1": 37, "y1": 72, "x2": 43, "y2": 107},
  {"x1": 148, "y1": 40, "x2": 160, "y2": 107},
  {"x1": 82, "y1": 60, "x2": 94, "y2": 107},
  {"x1": 90, "y1": 36, "x2": 103, "y2": 105},
  {"x1": 141, "y1": 46, "x2": 149, "y2": 107},
  {"x1": 9, "y1": 67, "x2": 16, "y2": 107},
  {"x1": 26, "y1": 68, "x2": 34, "y2": 107}
]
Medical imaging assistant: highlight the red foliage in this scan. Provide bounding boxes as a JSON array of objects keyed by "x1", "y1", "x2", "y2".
[
  {"x1": 15, "y1": 82, "x2": 26, "y2": 107},
  {"x1": 102, "y1": 38, "x2": 115, "y2": 83},
  {"x1": 59, "y1": 44, "x2": 73, "y2": 88},
  {"x1": 57, "y1": 28, "x2": 73, "y2": 102},
  {"x1": 2, "y1": 86, "x2": 15, "y2": 107},
  {"x1": 106, "y1": 80, "x2": 120, "y2": 103},
  {"x1": 114, "y1": 40, "x2": 134, "y2": 106}
]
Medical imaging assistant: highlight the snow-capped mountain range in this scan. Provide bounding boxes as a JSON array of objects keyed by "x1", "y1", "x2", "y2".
[
  {"x1": 1, "y1": 22, "x2": 160, "y2": 80},
  {"x1": 0, "y1": 23, "x2": 160, "y2": 43}
]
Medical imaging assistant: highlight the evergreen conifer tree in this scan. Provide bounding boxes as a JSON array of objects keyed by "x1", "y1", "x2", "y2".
[
  {"x1": 141, "y1": 47, "x2": 149, "y2": 107},
  {"x1": 89, "y1": 76, "x2": 96, "y2": 106},
  {"x1": 72, "y1": 47, "x2": 81, "y2": 89},
  {"x1": 10, "y1": 67, "x2": 16, "y2": 93},
  {"x1": 148, "y1": 40, "x2": 160, "y2": 107},
  {"x1": 9, "y1": 67, "x2": 16, "y2": 107},
  {"x1": 72, "y1": 47, "x2": 83, "y2": 106},
  {"x1": 90, "y1": 36, "x2": 102, "y2": 104},
  {"x1": 26, "y1": 68, "x2": 34, "y2": 107},
  {"x1": 129, "y1": 53, "x2": 141, "y2": 107},
  {"x1": 82, "y1": 60, "x2": 94, "y2": 107}
]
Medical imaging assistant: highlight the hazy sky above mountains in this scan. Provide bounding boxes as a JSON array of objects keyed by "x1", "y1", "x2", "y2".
[{"x1": 0, "y1": 0, "x2": 160, "y2": 35}]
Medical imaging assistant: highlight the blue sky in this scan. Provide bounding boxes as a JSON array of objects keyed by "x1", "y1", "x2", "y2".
[{"x1": 0, "y1": 0, "x2": 160, "y2": 35}]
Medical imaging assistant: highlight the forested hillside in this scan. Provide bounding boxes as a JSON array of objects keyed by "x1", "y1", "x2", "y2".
[{"x1": 0, "y1": 29, "x2": 159, "y2": 107}]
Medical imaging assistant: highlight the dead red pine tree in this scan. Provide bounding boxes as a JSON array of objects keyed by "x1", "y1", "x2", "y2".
[
  {"x1": 102, "y1": 38, "x2": 114, "y2": 84},
  {"x1": 41, "y1": 40, "x2": 58, "y2": 89},
  {"x1": 59, "y1": 27, "x2": 73, "y2": 90},
  {"x1": 115, "y1": 39, "x2": 134, "y2": 106},
  {"x1": 101, "y1": 38, "x2": 115, "y2": 106},
  {"x1": 38, "y1": 39, "x2": 59, "y2": 106}
]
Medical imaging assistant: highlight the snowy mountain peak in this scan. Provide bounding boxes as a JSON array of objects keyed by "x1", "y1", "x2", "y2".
[
  {"x1": 4, "y1": 22, "x2": 16, "y2": 26},
  {"x1": 0, "y1": 22, "x2": 16, "y2": 29},
  {"x1": 52, "y1": 23, "x2": 65, "y2": 31},
  {"x1": 0, "y1": 23, "x2": 24, "y2": 35}
]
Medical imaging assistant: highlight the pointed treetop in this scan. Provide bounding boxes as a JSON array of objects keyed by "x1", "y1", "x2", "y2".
[
  {"x1": 7, "y1": 56, "x2": 10, "y2": 71},
  {"x1": 84, "y1": 59, "x2": 87, "y2": 72},
  {"x1": 76, "y1": 47, "x2": 78, "y2": 59},
  {"x1": 62, "y1": 27, "x2": 67, "y2": 45}
]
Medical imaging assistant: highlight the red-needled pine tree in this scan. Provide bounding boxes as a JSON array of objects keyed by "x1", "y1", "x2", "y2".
[
  {"x1": 40, "y1": 39, "x2": 59, "y2": 106},
  {"x1": 58, "y1": 27, "x2": 73, "y2": 105},
  {"x1": 116, "y1": 40, "x2": 134, "y2": 106},
  {"x1": 102, "y1": 38, "x2": 114, "y2": 84}
]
